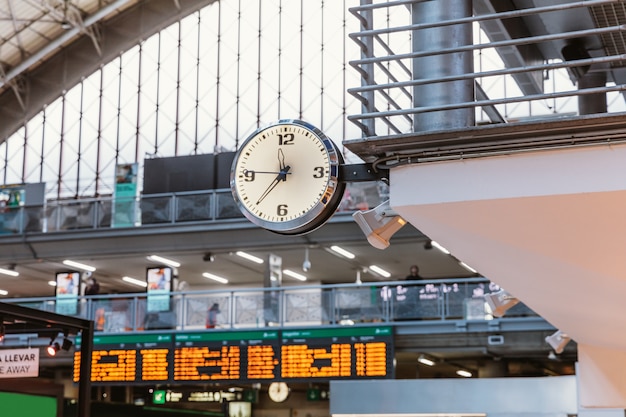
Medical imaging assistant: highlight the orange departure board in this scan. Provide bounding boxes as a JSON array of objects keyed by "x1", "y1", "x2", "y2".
[
  {"x1": 280, "y1": 327, "x2": 393, "y2": 380},
  {"x1": 173, "y1": 330, "x2": 279, "y2": 382},
  {"x1": 73, "y1": 333, "x2": 173, "y2": 384},
  {"x1": 73, "y1": 327, "x2": 393, "y2": 385}
]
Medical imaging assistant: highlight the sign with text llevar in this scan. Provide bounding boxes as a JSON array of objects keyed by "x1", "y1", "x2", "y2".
[{"x1": 0, "y1": 348, "x2": 39, "y2": 378}]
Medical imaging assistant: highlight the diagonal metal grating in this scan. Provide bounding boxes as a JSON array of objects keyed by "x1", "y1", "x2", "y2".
[{"x1": 590, "y1": 3, "x2": 626, "y2": 67}]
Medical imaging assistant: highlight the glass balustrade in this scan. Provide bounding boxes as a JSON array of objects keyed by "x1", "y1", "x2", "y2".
[
  {"x1": 0, "y1": 182, "x2": 384, "y2": 233},
  {"x1": 4, "y1": 278, "x2": 538, "y2": 333}
]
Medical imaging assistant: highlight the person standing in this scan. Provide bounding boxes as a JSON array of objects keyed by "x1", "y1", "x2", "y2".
[
  {"x1": 406, "y1": 264, "x2": 423, "y2": 280},
  {"x1": 206, "y1": 303, "x2": 220, "y2": 328},
  {"x1": 85, "y1": 277, "x2": 100, "y2": 295}
]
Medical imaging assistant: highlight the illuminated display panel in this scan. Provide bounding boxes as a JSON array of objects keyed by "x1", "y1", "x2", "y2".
[
  {"x1": 173, "y1": 330, "x2": 279, "y2": 382},
  {"x1": 280, "y1": 327, "x2": 393, "y2": 381},
  {"x1": 73, "y1": 333, "x2": 172, "y2": 384},
  {"x1": 73, "y1": 327, "x2": 393, "y2": 385}
]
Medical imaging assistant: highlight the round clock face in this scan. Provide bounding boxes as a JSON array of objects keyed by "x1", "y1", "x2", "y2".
[
  {"x1": 231, "y1": 119, "x2": 345, "y2": 235},
  {"x1": 268, "y1": 381, "x2": 290, "y2": 402}
]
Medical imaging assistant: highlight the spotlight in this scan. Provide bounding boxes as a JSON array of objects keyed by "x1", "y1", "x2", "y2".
[
  {"x1": 61, "y1": 337, "x2": 73, "y2": 351},
  {"x1": 353, "y1": 200, "x2": 407, "y2": 250},
  {"x1": 47, "y1": 340, "x2": 61, "y2": 356},
  {"x1": 545, "y1": 330, "x2": 571, "y2": 354},
  {"x1": 484, "y1": 290, "x2": 519, "y2": 318}
]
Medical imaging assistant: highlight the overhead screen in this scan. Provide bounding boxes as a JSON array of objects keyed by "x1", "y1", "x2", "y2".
[{"x1": 73, "y1": 327, "x2": 393, "y2": 385}]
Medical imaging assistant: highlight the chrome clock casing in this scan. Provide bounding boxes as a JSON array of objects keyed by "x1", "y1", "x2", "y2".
[{"x1": 230, "y1": 119, "x2": 345, "y2": 235}]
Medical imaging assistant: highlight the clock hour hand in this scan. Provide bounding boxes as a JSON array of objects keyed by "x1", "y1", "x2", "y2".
[
  {"x1": 256, "y1": 165, "x2": 291, "y2": 205},
  {"x1": 278, "y1": 148, "x2": 286, "y2": 172}
]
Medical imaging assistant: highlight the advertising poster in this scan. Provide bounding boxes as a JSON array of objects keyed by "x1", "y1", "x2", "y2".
[
  {"x1": 55, "y1": 271, "x2": 80, "y2": 315},
  {"x1": 112, "y1": 163, "x2": 138, "y2": 228},
  {"x1": 0, "y1": 186, "x2": 25, "y2": 234},
  {"x1": 146, "y1": 266, "x2": 172, "y2": 312}
]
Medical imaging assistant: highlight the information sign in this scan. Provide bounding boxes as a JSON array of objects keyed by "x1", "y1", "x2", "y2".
[{"x1": 74, "y1": 327, "x2": 393, "y2": 385}]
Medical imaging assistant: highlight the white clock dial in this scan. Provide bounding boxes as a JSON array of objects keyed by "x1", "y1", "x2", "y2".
[
  {"x1": 231, "y1": 119, "x2": 345, "y2": 235},
  {"x1": 268, "y1": 381, "x2": 290, "y2": 402}
]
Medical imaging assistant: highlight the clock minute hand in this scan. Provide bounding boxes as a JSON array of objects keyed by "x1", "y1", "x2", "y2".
[
  {"x1": 245, "y1": 169, "x2": 292, "y2": 175},
  {"x1": 256, "y1": 165, "x2": 291, "y2": 205}
]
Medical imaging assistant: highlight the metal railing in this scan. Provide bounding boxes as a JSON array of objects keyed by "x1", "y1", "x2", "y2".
[
  {"x1": 4, "y1": 278, "x2": 537, "y2": 333},
  {"x1": 348, "y1": 0, "x2": 626, "y2": 139},
  {"x1": 0, "y1": 182, "x2": 386, "y2": 235}
]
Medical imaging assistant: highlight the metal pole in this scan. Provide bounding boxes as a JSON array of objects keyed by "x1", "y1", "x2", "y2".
[
  {"x1": 361, "y1": 0, "x2": 375, "y2": 136},
  {"x1": 78, "y1": 321, "x2": 94, "y2": 417},
  {"x1": 579, "y1": 71, "x2": 607, "y2": 115},
  {"x1": 412, "y1": 0, "x2": 474, "y2": 132}
]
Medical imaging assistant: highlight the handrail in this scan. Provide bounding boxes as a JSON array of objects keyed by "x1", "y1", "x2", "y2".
[
  {"x1": 3, "y1": 278, "x2": 538, "y2": 333},
  {"x1": 347, "y1": 0, "x2": 626, "y2": 141},
  {"x1": 0, "y1": 182, "x2": 385, "y2": 235}
]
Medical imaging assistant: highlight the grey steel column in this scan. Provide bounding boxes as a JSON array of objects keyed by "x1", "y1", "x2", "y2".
[
  {"x1": 578, "y1": 71, "x2": 607, "y2": 115},
  {"x1": 413, "y1": 0, "x2": 474, "y2": 132}
]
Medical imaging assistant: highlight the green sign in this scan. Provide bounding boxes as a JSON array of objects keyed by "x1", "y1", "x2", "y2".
[{"x1": 153, "y1": 390, "x2": 166, "y2": 404}]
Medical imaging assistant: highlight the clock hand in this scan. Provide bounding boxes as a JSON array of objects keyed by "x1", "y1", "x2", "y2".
[
  {"x1": 244, "y1": 169, "x2": 292, "y2": 176},
  {"x1": 278, "y1": 148, "x2": 286, "y2": 171},
  {"x1": 256, "y1": 165, "x2": 291, "y2": 205}
]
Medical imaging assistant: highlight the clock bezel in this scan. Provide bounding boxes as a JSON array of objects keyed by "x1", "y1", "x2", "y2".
[{"x1": 230, "y1": 119, "x2": 345, "y2": 235}]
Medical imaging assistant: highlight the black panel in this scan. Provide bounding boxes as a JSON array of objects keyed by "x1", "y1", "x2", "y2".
[{"x1": 143, "y1": 153, "x2": 236, "y2": 194}]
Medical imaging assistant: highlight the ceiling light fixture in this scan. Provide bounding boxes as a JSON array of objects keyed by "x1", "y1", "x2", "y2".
[
  {"x1": 62, "y1": 260, "x2": 96, "y2": 272},
  {"x1": 459, "y1": 261, "x2": 478, "y2": 274},
  {"x1": 417, "y1": 354, "x2": 436, "y2": 366},
  {"x1": 431, "y1": 241, "x2": 450, "y2": 255},
  {"x1": 122, "y1": 276, "x2": 148, "y2": 287},
  {"x1": 484, "y1": 290, "x2": 520, "y2": 318},
  {"x1": 60, "y1": 0, "x2": 72, "y2": 30},
  {"x1": 545, "y1": 329, "x2": 571, "y2": 354},
  {"x1": 48, "y1": 280, "x2": 57, "y2": 287},
  {"x1": 202, "y1": 272, "x2": 229, "y2": 284},
  {"x1": 47, "y1": 339, "x2": 60, "y2": 356},
  {"x1": 456, "y1": 369, "x2": 472, "y2": 378},
  {"x1": 283, "y1": 269, "x2": 307, "y2": 281},
  {"x1": 430, "y1": 240, "x2": 450, "y2": 255},
  {"x1": 147, "y1": 255, "x2": 180, "y2": 268},
  {"x1": 235, "y1": 251, "x2": 264, "y2": 264},
  {"x1": 0, "y1": 289, "x2": 7, "y2": 296},
  {"x1": 329, "y1": 245, "x2": 355, "y2": 259},
  {"x1": 352, "y1": 199, "x2": 407, "y2": 249},
  {"x1": 0, "y1": 267, "x2": 19, "y2": 277},
  {"x1": 369, "y1": 265, "x2": 391, "y2": 278}
]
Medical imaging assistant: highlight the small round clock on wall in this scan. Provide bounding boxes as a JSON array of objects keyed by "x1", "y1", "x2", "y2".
[
  {"x1": 268, "y1": 381, "x2": 290, "y2": 403},
  {"x1": 230, "y1": 119, "x2": 345, "y2": 235}
]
